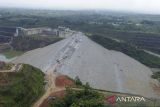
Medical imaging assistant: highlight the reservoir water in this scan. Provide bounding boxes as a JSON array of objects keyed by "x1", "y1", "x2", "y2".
[{"x1": 0, "y1": 54, "x2": 16, "y2": 62}]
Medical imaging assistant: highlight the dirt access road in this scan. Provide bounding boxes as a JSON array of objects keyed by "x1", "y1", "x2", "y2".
[
  {"x1": 0, "y1": 64, "x2": 22, "y2": 72},
  {"x1": 33, "y1": 64, "x2": 65, "y2": 107},
  {"x1": 33, "y1": 33, "x2": 82, "y2": 107}
]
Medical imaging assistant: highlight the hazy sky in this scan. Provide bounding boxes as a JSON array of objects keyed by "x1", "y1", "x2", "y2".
[{"x1": 0, "y1": 0, "x2": 160, "y2": 14}]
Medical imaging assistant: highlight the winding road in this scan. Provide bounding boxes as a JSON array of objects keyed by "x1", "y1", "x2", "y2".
[{"x1": 33, "y1": 32, "x2": 83, "y2": 107}]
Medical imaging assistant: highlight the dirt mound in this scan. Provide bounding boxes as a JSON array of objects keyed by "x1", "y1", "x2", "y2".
[{"x1": 55, "y1": 75, "x2": 74, "y2": 87}]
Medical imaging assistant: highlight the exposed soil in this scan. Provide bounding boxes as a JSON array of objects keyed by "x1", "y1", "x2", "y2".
[
  {"x1": 39, "y1": 75, "x2": 74, "y2": 107},
  {"x1": 55, "y1": 75, "x2": 74, "y2": 87},
  {"x1": 32, "y1": 64, "x2": 65, "y2": 107}
]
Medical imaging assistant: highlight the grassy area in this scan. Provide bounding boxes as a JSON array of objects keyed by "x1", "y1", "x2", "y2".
[
  {"x1": 0, "y1": 44, "x2": 11, "y2": 53},
  {"x1": 0, "y1": 64, "x2": 45, "y2": 107},
  {"x1": 2, "y1": 50, "x2": 24, "y2": 59}
]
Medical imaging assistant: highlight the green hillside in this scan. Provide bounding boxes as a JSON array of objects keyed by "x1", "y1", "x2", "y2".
[{"x1": 0, "y1": 64, "x2": 45, "y2": 107}]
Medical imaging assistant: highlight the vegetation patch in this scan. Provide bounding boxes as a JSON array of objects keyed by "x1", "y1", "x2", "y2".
[
  {"x1": 48, "y1": 84, "x2": 105, "y2": 107},
  {"x1": 0, "y1": 44, "x2": 11, "y2": 53},
  {"x1": 0, "y1": 64, "x2": 45, "y2": 107},
  {"x1": 152, "y1": 71, "x2": 160, "y2": 82}
]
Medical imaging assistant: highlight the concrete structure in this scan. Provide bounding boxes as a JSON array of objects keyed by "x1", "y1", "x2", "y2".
[
  {"x1": 58, "y1": 26, "x2": 74, "y2": 38},
  {"x1": 22, "y1": 27, "x2": 52, "y2": 36},
  {"x1": 0, "y1": 26, "x2": 73, "y2": 38},
  {"x1": 17, "y1": 26, "x2": 73, "y2": 38}
]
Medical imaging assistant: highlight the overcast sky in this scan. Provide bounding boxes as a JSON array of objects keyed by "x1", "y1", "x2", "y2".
[{"x1": 0, "y1": 0, "x2": 160, "y2": 14}]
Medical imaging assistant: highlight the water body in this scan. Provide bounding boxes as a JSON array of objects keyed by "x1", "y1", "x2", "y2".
[{"x1": 0, "y1": 54, "x2": 16, "y2": 62}]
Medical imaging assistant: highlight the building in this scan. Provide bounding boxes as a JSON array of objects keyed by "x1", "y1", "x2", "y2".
[
  {"x1": 21, "y1": 27, "x2": 52, "y2": 36},
  {"x1": 58, "y1": 26, "x2": 73, "y2": 38}
]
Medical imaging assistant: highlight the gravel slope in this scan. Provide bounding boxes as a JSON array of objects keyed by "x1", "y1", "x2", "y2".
[
  {"x1": 13, "y1": 32, "x2": 159, "y2": 99},
  {"x1": 13, "y1": 37, "x2": 71, "y2": 72}
]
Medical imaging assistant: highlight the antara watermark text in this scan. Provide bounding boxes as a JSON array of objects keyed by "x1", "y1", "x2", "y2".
[
  {"x1": 116, "y1": 96, "x2": 146, "y2": 102},
  {"x1": 106, "y1": 95, "x2": 146, "y2": 104}
]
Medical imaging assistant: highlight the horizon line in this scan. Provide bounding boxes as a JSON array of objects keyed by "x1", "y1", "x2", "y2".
[{"x1": 1, "y1": 6, "x2": 160, "y2": 15}]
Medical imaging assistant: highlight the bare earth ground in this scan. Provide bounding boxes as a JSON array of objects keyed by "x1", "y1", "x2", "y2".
[
  {"x1": 33, "y1": 64, "x2": 65, "y2": 107},
  {"x1": 0, "y1": 64, "x2": 22, "y2": 72},
  {"x1": 33, "y1": 64, "x2": 74, "y2": 107}
]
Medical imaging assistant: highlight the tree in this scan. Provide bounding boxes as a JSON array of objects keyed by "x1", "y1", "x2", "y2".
[
  {"x1": 49, "y1": 85, "x2": 105, "y2": 107},
  {"x1": 74, "y1": 76, "x2": 82, "y2": 86}
]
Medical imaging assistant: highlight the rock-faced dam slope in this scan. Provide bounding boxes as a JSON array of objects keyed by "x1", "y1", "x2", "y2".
[{"x1": 12, "y1": 32, "x2": 159, "y2": 99}]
